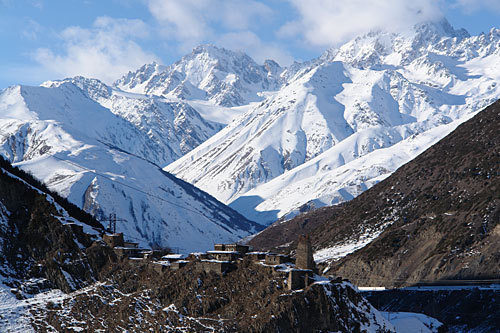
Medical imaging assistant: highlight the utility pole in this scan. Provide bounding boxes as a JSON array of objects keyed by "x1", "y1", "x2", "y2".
[{"x1": 102, "y1": 213, "x2": 126, "y2": 234}]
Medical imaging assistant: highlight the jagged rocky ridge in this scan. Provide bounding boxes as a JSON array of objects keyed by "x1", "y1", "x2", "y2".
[
  {"x1": 250, "y1": 99, "x2": 499, "y2": 288},
  {"x1": 166, "y1": 19, "x2": 500, "y2": 224},
  {"x1": 0, "y1": 83, "x2": 261, "y2": 252},
  {"x1": 42, "y1": 76, "x2": 223, "y2": 166}
]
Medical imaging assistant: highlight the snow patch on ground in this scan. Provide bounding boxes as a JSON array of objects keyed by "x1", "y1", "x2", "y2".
[{"x1": 383, "y1": 311, "x2": 443, "y2": 333}]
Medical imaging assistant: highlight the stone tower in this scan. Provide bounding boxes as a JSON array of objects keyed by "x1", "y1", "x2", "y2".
[{"x1": 295, "y1": 235, "x2": 315, "y2": 270}]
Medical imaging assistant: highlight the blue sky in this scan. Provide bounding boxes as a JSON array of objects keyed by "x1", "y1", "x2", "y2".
[{"x1": 1, "y1": 0, "x2": 500, "y2": 88}]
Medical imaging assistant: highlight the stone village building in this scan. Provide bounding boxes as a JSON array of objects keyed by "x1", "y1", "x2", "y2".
[{"x1": 101, "y1": 234, "x2": 318, "y2": 291}]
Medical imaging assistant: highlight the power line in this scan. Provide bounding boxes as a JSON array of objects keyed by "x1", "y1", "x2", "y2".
[{"x1": 50, "y1": 154, "x2": 222, "y2": 221}]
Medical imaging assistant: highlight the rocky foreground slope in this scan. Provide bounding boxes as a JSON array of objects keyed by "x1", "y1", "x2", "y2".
[
  {"x1": 250, "y1": 99, "x2": 499, "y2": 288},
  {"x1": 35, "y1": 260, "x2": 395, "y2": 332}
]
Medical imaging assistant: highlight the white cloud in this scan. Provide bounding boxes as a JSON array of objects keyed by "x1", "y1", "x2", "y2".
[
  {"x1": 147, "y1": 0, "x2": 209, "y2": 42},
  {"x1": 147, "y1": 0, "x2": 273, "y2": 53},
  {"x1": 282, "y1": 0, "x2": 444, "y2": 47},
  {"x1": 30, "y1": 0, "x2": 43, "y2": 9},
  {"x1": 453, "y1": 0, "x2": 500, "y2": 13},
  {"x1": 22, "y1": 19, "x2": 43, "y2": 40},
  {"x1": 33, "y1": 16, "x2": 159, "y2": 84},
  {"x1": 219, "y1": 31, "x2": 295, "y2": 66}
]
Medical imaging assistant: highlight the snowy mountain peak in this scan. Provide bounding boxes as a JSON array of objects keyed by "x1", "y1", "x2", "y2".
[
  {"x1": 264, "y1": 59, "x2": 283, "y2": 77},
  {"x1": 413, "y1": 18, "x2": 470, "y2": 40},
  {"x1": 114, "y1": 44, "x2": 283, "y2": 106},
  {"x1": 321, "y1": 18, "x2": 473, "y2": 69},
  {"x1": 191, "y1": 43, "x2": 247, "y2": 60},
  {"x1": 43, "y1": 75, "x2": 223, "y2": 166},
  {"x1": 43, "y1": 76, "x2": 112, "y2": 101},
  {"x1": 113, "y1": 62, "x2": 166, "y2": 94}
]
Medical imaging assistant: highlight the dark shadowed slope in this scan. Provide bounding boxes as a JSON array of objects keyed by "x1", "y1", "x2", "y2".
[{"x1": 0, "y1": 158, "x2": 110, "y2": 294}]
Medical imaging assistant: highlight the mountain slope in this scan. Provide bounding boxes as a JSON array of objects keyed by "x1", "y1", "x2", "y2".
[
  {"x1": 250, "y1": 99, "x2": 499, "y2": 287},
  {"x1": 34, "y1": 260, "x2": 396, "y2": 332},
  {"x1": 0, "y1": 158, "x2": 404, "y2": 333},
  {"x1": 42, "y1": 76, "x2": 223, "y2": 166},
  {"x1": 167, "y1": 20, "x2": 500, "y2": 223},
  {"x1": 115, "y1": 44, "x2": 283, "y2": 107},
  {"x1": 325, "y1": 99, "x2": 499, "y2": 287},
  {"x1": 0, "y1": 83, "x2": 262, "y2": 253}
]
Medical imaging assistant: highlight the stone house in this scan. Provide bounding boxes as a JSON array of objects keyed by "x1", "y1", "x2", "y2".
[
  {"x1": 214, "y1": 244, "x2": 226, "y2": 251},
  {"x1": 170, "y1": 260, "x2": 188, "y2": 270},
  {"x1": 103, "y1": 233, "x2": 124, "y2": 248},
  {"x1": 162, "y1": 254, "x2": 186, "y2": 262},
  {"x1": 113, "y1": 246, "x2": 142, "y2": 258},
  {"x1": 265, "y1": 254, "x2": 292, "y2": 265},
  {"x1": 187, "y1": 252, "x2": 209, "y2": 261},
  {"x1": 206, "y1": 250, "x2": 240, "y2": 262},
  {"x1": 225, "y1": 244, "x2": 250, "y2": 254},
  {"x1": 247, "y1": 252, "x2": 267, "y2": 261},
  {"x1": 287, "y1": 269, "x2": 313, "y2": 290},
  {"x1": 195, "y1": 260, "x2": 235, "y2": 274}
]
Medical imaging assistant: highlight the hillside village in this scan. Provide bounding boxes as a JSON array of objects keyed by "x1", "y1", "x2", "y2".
[{"x1": 102, "y1": 231, "x2": 319, "y2": 291}]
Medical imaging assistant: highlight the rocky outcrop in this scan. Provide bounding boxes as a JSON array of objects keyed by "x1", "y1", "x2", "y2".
[{"x1": 37, "y1": 258, "x2": 393, "y2": 332}]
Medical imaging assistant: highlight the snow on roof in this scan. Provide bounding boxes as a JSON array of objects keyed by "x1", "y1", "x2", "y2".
[
  {"x1": 172, "y1": 260, "x2": 189, "y2": 264},
  {"x1": 153, "y1": 261, "x2": 171, "y2": 266},
  {"x1": 113, "y1": 246, "x2": 145, "y2": 250},
  {"x1": 201, "y1": 259, "x2": 232, "y2": 264},
  {"x1": 206, "y1": 250, "x2": 239, "y2": 254},
  {"x1": 162, "y1": 254, "x2": 186, "y2": 259}
]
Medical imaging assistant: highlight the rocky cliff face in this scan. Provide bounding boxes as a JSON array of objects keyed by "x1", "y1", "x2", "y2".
[{"x1": 0, "y1": 156, "x2": 112, "y2": 297}]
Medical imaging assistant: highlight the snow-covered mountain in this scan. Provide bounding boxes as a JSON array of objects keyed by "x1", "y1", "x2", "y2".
[
  {"x1": 2, "y1": 18, "x2": 499, "y2": 245},
  {"x1": 115, "y1": 44, "x2": 283, "y2": 107},
  {"x1": 166, "y1": 19, "x2": 500, "y2": 223},
  {"x1": 0, "y1": 83, "x2": 261, "y2": 253},
  {"x1": 42, "y1": 76, "x2": 223, "y2": 166}
]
